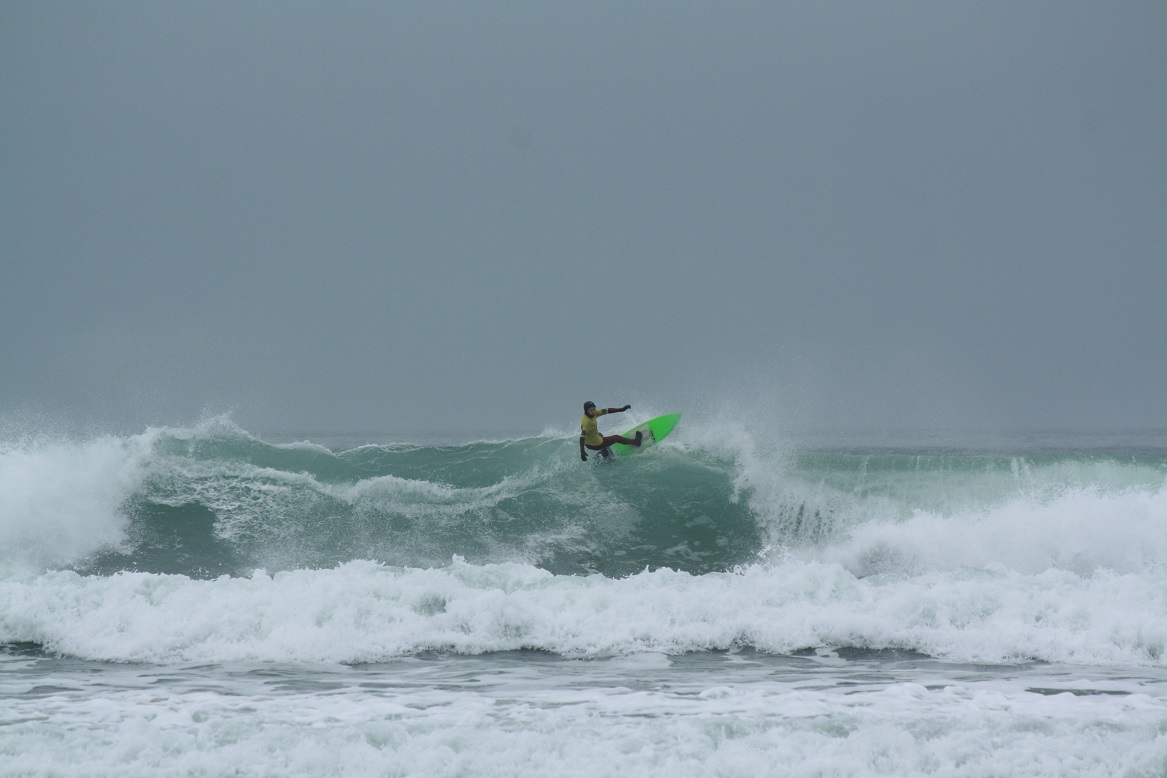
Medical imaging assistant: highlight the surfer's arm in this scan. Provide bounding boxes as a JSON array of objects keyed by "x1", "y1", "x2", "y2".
[
  {"x1": 579, "y1": 434, "x2": 587, "y2": 461},
  {"x1": 609, "y1": 405, "x2": 631, "y2": 414}
]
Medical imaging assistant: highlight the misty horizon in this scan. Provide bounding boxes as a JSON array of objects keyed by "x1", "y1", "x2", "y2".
[{"x1": 3, "y1": 2, "x2": 1164, "y2": 435}]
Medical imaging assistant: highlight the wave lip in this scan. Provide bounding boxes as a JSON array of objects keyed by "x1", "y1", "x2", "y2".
[
  {"x1": 4, "y1": 417, "x2": 1167, "y2": 582},
  {"x1": 43, "y1": 417, "x2": 755, "y2": 578}
]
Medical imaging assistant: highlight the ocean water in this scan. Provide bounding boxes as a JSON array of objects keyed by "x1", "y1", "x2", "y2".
[{"x1": 2, "y1": 415, "x2": 1166, "y2": 776}]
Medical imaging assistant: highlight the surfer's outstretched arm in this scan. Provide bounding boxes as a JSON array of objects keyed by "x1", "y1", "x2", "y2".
[{"x1": 608, "y1": 405, "x2": 631, "y2": 414}]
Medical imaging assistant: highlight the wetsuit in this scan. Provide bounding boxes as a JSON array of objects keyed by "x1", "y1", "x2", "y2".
[
  {"x1": 580, "y1": 408, "x2": 610, "y2": 449},
  {"x1": 579, "y1": 405, "x2": 639, "y2": 461}
]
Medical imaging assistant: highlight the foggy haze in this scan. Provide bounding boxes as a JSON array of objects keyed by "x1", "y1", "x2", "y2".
[{"x1": 2, "y1": 2, "x2": 1164, "y2": 435}]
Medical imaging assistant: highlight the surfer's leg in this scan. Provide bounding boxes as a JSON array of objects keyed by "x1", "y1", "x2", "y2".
[
  {"x1": 602, "y1": 434, "x2": 641, "y2": 447},
  {"x1": 586, "y1": 442, "x2": 613, "y2": 458}
]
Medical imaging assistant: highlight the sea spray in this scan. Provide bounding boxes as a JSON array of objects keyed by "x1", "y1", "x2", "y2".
[{"x1": 0, "y1": 429, "x2": 155, "y2": 574}]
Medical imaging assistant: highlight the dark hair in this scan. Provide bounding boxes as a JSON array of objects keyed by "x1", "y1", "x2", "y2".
[{"x1": 583, "y1": 401, "x2": 596, "y2": 411}]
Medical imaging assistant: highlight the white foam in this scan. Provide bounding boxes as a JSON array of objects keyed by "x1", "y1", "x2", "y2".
[
  {"x1": 3, "y1": 557, "x2": 1166, "y2": 667},
  {"x1": 145, "y1": 446, "x2": 572, "y2": 549},
  {"x1": 0, "y1": 430, "x2": 156, "y2": 573},
  {"x1": 686, "y1": 416, "x2": 1167, "y2": 578},
  {"x1": 820, "y1": 485, "x2": 1167, "y2": 577},
  {"x1": 2, "y1": 662, "x2": 1164, "y2": 778}
]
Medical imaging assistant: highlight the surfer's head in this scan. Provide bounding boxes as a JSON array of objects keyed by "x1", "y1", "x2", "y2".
[{"x1": 583, "y1": 401, "x2": 596, "y2": 416}]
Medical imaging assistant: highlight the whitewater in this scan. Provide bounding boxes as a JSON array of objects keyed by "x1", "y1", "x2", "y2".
[{"x1": 2, "y1": 415, "x2": 1166, "y2": 776}]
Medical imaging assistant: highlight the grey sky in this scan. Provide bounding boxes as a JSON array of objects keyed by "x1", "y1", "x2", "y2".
[{"x1": 2, "y1": 2, "x2": 1164, "y2": 435}]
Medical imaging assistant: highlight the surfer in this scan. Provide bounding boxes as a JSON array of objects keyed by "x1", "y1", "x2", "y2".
[{"x1": 580, "y1": 401, "x2": 641, "y2": 461}]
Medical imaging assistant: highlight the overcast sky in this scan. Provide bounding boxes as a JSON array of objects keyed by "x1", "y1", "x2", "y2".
[{"x1": 2, "y1": 2, "x2": 1164, "y2": 435}]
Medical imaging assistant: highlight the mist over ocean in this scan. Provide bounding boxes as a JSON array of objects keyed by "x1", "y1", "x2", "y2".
[{"x1": 3, "y1": 415, "x2": 1166, "y2": 776}]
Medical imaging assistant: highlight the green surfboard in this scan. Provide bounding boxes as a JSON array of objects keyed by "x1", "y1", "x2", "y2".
[{"x1": 611, "y1": 413, "x2": 682, "y2": 457}]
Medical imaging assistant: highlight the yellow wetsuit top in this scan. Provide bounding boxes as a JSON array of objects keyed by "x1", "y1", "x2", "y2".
[{"x1": 580, "y1": 408, "x2": 609, "y2": 447}]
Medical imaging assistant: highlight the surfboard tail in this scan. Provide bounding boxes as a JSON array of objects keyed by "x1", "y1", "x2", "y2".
[{"x1": 613, "y1": 413, "x2": 681, "y2": 457}]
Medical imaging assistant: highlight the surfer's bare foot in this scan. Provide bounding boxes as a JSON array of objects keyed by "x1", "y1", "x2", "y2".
[{"x1": 635, "y1": 431, "x2": 643, "y2": 447}]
